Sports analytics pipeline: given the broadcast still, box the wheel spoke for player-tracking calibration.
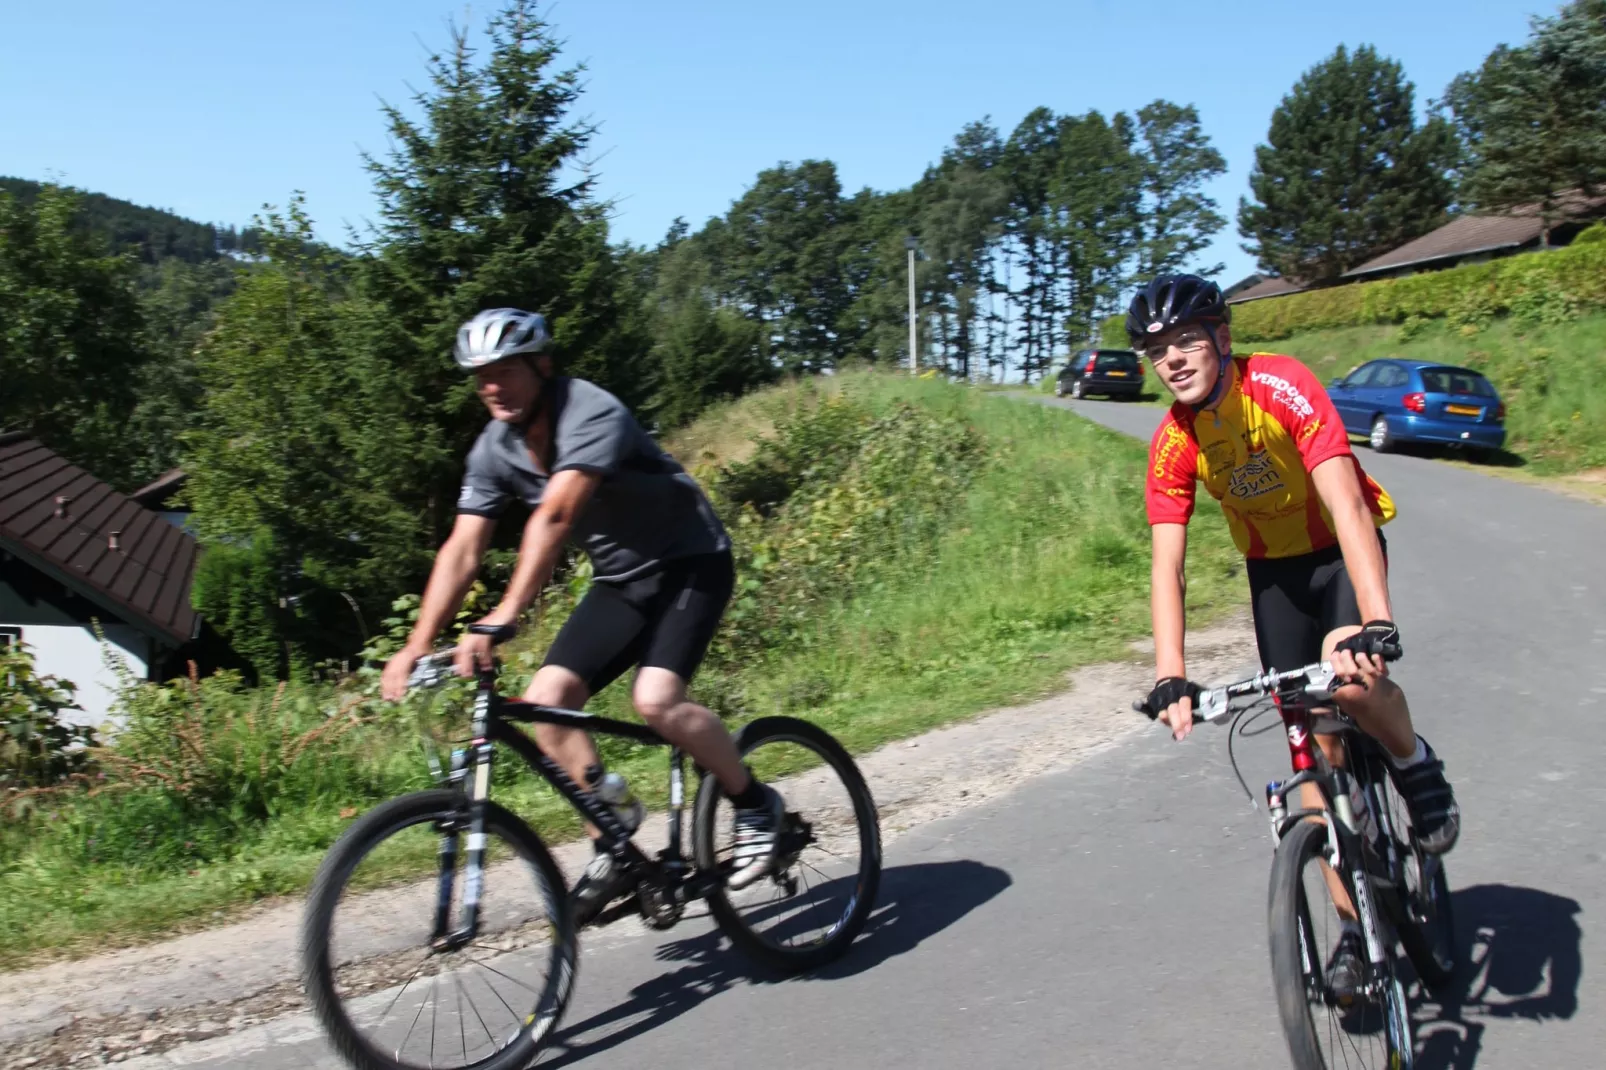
[460,972,496,1055]
[474,957,528,1023]
[469,956,544,995]
[396,970,434,1060]
[374,954,433,1031]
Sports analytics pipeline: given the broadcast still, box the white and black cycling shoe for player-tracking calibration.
[570,850,630,927]
[726,786,786,890]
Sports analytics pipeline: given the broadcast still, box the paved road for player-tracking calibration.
[142,396,1606,1069]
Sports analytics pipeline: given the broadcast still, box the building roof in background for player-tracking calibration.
[1225,275,1310,304]
[1342,214,1545,279]
[1344,191,1606,279]
[0,432,200,646]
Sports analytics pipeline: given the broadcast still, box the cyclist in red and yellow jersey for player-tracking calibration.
[1131,273,1460,998]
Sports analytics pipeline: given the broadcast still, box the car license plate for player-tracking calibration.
[1446,403,1481,416]
[1106,370,1128,377]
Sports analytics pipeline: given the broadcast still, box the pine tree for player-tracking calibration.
[1238,45,1457,280]
[0,183,149,488]
[357,0,651,534]
[1442,0,1606,239]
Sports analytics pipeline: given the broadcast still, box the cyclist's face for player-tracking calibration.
[475,359,542,423]
[1141,323,1227,406]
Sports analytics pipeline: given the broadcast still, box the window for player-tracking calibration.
[1375,364,1411,389]
[1094,350,1140,371]
[1343,363,1382,388]
[1420,368,1496,397]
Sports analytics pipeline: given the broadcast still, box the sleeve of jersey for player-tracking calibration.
[456,440,509,518]
[552,394,630,476]
[1145,415,1198,526]
[1276,359,1353,471]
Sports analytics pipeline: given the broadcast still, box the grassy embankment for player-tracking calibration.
[0,371,1244,969]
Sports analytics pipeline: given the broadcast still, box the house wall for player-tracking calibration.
[2,622,149,727]
[1,566,154,728]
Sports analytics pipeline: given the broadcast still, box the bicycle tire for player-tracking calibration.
[693,716,882,973]
[1269,818,1413,1070]
[301,790,578,1070]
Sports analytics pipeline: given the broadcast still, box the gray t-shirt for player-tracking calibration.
[457,377,730,582]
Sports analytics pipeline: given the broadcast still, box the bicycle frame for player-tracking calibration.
[1263,685,1416,1017]
[426,656,697,950]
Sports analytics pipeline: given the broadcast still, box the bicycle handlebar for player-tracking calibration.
[406,650,459,691]
[1131,642,1402,725]
[401,626,520,693]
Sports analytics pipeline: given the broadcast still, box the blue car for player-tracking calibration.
[1326,359,1507,456]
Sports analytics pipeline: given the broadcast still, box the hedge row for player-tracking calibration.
[1096,235,1606,347]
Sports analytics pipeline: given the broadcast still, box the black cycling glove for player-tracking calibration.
[1143,676,1202,719]
[1334,620,1402,661]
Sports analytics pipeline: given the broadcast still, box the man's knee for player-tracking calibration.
[523,665,589,710]
[632,669,687,722]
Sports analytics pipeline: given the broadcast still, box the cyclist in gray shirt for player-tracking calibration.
[381,308,783,921]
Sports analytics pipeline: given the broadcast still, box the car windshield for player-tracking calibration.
[1420,368,1496,397]
[1094,351,1138,371]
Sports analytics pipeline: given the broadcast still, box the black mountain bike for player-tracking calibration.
[1136,654,1456,1070]
[301,624,882,1070]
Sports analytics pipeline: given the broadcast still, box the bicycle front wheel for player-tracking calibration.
[1269,818,1413,1070]
[1369,754,1457,993]
[301,790,577,1070]
[693,716,882,973]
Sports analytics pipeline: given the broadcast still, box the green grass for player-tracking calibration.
[1246,313,1606,476]
[0,372,1245,969]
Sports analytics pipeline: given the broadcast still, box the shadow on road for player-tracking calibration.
[1415,883,1582,1069]
[536,859,1011,1066]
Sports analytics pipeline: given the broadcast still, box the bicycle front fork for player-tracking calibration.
[1268,770,1393,991]
[433,692,496,952]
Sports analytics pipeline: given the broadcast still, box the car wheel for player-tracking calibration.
[1053,382,1064,397]
[1070,379,1085,399]
[1369,416,1396,453]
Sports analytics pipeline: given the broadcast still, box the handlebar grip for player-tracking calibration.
[1379,641,1403,662]
[1131,699,1205,724]
[468,623,519,645]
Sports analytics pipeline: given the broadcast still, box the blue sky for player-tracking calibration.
[1,0,1552,287]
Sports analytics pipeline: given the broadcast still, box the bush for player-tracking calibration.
[709,388,986,660]
[1231,241,1606,343]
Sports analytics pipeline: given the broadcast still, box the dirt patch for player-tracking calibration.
[0,613,1253,1069]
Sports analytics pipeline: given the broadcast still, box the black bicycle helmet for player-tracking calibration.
[1126,274,1230,346]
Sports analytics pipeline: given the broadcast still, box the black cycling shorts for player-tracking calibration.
[542,552,734,696]
[1246,531,1388,673]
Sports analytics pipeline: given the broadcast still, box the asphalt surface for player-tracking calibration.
[132,395,1606,1069]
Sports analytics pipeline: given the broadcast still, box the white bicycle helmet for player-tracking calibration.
[454,308,552,370]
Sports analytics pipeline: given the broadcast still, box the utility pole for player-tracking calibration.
[905,236,919,374]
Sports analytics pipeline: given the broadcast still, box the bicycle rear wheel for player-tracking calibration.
[693,716,881,973]
[1269,818,1414,1070]
[301,790,577,1070]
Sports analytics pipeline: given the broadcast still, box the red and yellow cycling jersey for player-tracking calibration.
[1145,353,1395,559]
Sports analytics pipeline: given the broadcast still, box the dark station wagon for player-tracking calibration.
[1054,348,1145,400]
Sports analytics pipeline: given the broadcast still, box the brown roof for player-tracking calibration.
[1225,275,1310,304]
[0,433,200,646]
[1342,215,1544,278]
[1345,191,1606,278]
